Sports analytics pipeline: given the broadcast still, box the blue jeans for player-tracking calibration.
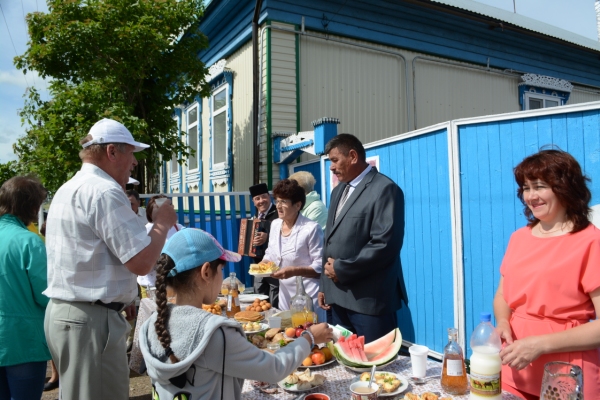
[331,304,398,343]
[0,361,46,400]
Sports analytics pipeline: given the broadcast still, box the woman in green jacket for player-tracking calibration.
[0,176,50,400]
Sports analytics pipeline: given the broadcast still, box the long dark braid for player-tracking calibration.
[154,254,226,363]
[154,254,179,363]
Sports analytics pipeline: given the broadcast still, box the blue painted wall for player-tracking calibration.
[291,160,324,199]
[459,109,600,355]
[324,129,454,354]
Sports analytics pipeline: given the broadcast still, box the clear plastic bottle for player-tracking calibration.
[441,327,468,395]
[469,312,502,400]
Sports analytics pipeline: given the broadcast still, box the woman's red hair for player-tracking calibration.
[514,149,591,233]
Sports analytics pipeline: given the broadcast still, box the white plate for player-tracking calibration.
[248,272,273,278]
[341,357,398,373]
[242,323,269,335]
[277,379,325,392]
[352,372,409,397]
[238,294,269,302]
[304,357,337,369]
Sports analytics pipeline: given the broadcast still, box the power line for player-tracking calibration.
[0,4,29,88]
[20,0,36,87]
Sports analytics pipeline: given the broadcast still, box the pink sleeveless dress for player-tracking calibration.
[500,225,600,398]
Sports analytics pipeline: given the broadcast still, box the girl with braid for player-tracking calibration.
[139,229,333,400]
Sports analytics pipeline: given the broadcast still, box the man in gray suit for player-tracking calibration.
[318,134,407,343]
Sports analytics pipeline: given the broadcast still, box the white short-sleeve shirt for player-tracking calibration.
[44,163,151,303]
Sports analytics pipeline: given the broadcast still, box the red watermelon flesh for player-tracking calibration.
[347,337,368,362]
[337,336,346,343]
[357,336,365,348]
[348,334,357,341]
[338,340,351,355]
[363,329,396,359]
[333,328,402,367]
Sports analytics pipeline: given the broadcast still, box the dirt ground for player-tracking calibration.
[41,360,152,400]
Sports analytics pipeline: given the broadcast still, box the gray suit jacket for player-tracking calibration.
[320,168,408,315]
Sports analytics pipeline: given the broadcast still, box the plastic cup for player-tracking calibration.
[409,344,429,378]
[350,381,380,400]
[268,316,281,329]
[155,198,169,207]
[266,342,280,352]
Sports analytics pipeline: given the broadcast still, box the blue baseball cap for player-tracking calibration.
[163,229,241,277]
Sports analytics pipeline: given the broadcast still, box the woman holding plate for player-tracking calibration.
[259,179,325,321]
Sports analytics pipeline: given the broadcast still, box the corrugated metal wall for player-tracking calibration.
[569,87,600,105]
[227,40,254,192]
[299,35,406,147]
[414,58,520,129]
[270,23,298,184]
[458,107,600,356]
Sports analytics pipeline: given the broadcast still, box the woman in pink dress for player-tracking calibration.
[494,149,600,399]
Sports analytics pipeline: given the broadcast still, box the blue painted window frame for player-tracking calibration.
[185,99,202,190]
[208,71,234,191]
[169,110,183,193]
[519,86,570,111]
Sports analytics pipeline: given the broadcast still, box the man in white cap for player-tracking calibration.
[43,118,178,400]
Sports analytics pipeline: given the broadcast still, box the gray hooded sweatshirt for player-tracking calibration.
[139,305,311,400]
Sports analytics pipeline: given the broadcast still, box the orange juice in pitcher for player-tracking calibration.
[291,310,315,328]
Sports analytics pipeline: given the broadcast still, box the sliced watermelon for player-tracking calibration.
[364,329,397,359]
[368,342,400,362]
[356,336,365,348]
[348,334,357,341]
[337,336,346,343]
[333,328,402,368]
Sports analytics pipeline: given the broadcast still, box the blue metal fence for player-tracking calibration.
[141,192,257,287]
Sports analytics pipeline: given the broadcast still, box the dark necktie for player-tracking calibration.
[334,184,351,221]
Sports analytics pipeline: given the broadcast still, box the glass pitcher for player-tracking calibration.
[289,276,315,328]
[540,361,583,400]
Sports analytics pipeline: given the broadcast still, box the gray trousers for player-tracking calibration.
[44,299,130,400]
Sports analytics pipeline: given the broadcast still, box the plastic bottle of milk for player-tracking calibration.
[469,312,502,400]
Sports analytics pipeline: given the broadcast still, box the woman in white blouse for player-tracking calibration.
[261,179,325,321]
[138,195,185,297]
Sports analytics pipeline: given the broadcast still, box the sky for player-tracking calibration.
[0,0,599,164]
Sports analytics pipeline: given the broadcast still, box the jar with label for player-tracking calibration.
[225,272,241,317]
[441,327,468,395]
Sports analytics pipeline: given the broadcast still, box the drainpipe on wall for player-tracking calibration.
[596,0,600,42]
[252,0,263,185]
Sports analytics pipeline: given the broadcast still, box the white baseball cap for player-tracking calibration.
[82,118,150,152]
[128,176,140,185]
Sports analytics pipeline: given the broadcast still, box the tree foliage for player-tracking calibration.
[0,161,22,188]
[14,0,210,193]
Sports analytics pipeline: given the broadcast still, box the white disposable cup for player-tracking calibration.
[408,344,429,378]
[268,316,281,329]
[155,198,169,207]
